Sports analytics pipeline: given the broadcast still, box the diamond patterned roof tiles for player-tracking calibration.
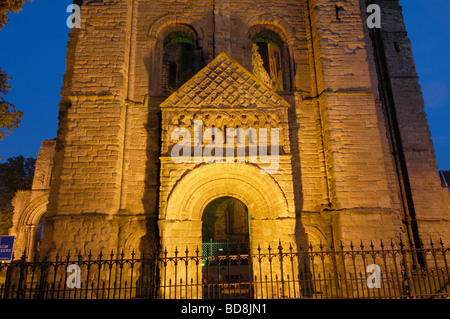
[160,52,290,109]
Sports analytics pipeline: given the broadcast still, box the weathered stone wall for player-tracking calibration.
[41,1,133,256]
[37,0,449,260]
[299,0,403,245]
[367,0,450,242]
[157,52,297,259]
[10,140,56,257]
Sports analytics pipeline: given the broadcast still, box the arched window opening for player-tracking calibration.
[162,31,194,94]
[33,214,45,252]
[252,30,284,92]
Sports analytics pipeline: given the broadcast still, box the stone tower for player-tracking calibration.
[22,0,448,258]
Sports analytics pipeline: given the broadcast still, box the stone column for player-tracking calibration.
[369,0,450,242]
[307,0,401,244]
[41,2,133,257]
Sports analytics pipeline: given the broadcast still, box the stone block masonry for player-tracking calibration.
[13,0,446,262]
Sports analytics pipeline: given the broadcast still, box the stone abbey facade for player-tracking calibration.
[10,0,450,259]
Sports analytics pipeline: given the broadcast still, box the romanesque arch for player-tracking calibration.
[148,14,205,46]
[159,162,295,252]
[246,13,296,44]
[303,225,328,247]
[10,191,49,258]
[246,15,295,91]
[148,15,205,94]
[157,163,298,298]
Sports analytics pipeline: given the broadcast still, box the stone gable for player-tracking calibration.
[7,0,447,263]
[160,52,290,109]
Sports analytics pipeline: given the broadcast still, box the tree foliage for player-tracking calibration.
[0,2,36,233]
[0,67,23,140]
[0,0,33,30]
[0,0,34,140]
[0,156,35,235]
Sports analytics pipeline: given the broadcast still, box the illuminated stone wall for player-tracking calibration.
[370,0,450,242]
[32,0,449,261]
[10,140,55,257]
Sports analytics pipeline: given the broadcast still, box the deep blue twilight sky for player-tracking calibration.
[0,0,449,170]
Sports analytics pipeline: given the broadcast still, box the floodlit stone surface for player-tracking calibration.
[9,0,450,262]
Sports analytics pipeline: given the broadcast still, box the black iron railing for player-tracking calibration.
[1,239,449,299]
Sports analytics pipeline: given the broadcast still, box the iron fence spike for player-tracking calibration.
[2,240,449,299]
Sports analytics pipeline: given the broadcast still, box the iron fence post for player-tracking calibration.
[278,240,285,298]
[36,254,48,299]
[1,241,449,300]
[399,237,412,298]
[2,252,15,299]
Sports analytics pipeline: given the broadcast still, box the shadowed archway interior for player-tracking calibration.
[202,196,250,251]
[201,196,252,298]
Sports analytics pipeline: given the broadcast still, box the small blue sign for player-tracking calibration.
[0,236,15,261]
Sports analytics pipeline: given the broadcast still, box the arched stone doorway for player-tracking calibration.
[202,196,250,247]
[159,162,295,250]
[10,191,49,258]
[157,51,298,298]
[201,196,252,298]
[158,162,297,298]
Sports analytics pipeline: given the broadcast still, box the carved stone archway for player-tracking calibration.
[158,162,297,298]
[160,162,295,251]
[10,191,49,258]
[157,52,298,298]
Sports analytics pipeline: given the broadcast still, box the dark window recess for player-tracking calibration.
[252,30,284,91]
[162,32,194,94]
[168,61,178,86]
